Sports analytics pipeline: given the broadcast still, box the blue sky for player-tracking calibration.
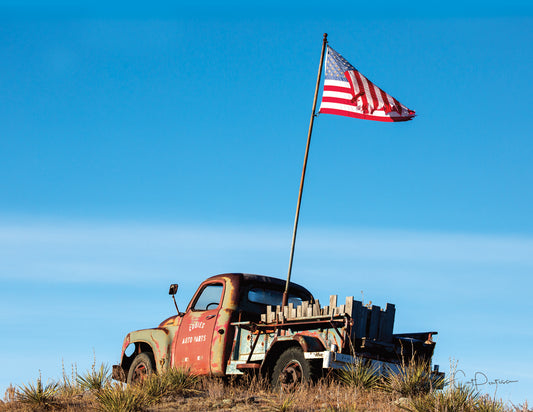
[1,1,532,404]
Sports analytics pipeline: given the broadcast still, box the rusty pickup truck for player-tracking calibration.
[112,273,439,389]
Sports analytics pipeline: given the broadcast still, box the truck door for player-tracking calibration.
[172,281,225,374]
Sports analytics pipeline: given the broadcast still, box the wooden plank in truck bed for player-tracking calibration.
[368,305,381,339]
[379,303,396,342]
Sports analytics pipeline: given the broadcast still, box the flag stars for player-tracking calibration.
[325,46,357,80]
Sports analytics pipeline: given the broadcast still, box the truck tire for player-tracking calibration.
[127,352,155,385]
[271,347,319,391]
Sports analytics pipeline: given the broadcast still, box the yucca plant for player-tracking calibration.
[440,383,479,410]
[381,358,444,397]
[476,394,506,412]
[94,383,147,412]
[137,366,200,402]
[17,374,59,410]
[159,366,200,395]
[77,363,111,391]
[137,372,167,403]
[399,383,479,412]
[338,358,381,390]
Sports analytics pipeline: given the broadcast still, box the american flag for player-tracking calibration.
[319,46,415,122]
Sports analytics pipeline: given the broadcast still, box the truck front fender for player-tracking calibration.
[120,327,177,375]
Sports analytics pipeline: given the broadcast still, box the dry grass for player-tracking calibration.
[94,383,148,412]
[1,367,529,412]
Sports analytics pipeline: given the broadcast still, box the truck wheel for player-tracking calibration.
[271,347,317,391]
[127,352,155,385]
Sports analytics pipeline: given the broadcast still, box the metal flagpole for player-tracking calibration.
[282,33,328,309]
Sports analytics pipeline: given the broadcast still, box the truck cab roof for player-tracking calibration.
[205,273,314,299]
[203,273,314,322]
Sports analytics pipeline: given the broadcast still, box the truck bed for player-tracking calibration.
[226,294,437,376]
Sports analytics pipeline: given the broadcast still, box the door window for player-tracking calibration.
[192,283,223,311]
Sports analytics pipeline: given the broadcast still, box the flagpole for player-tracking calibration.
[282,33,328,309]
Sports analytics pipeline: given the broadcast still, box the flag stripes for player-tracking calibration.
[319,46,415,122]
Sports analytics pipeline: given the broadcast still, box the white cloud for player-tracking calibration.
[297,227,533,265]
[1,218,532,285]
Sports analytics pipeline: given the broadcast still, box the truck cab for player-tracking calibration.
[113,273,313,383]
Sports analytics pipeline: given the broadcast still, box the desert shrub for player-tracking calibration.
[338,358,380,389]
[77,363,111,391]
[399,383,480,412]
[94,383,147,412]
[382,359,444,397]
[138,366,200,402]
[17,374,59,410]
[476,394,506,412]
[138,372,167,402]
[160,366,200,395]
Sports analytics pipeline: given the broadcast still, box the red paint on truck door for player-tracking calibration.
[172,281,224,374]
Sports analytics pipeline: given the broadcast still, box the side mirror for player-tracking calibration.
[169,284,178,295]
[169,284,181,315]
